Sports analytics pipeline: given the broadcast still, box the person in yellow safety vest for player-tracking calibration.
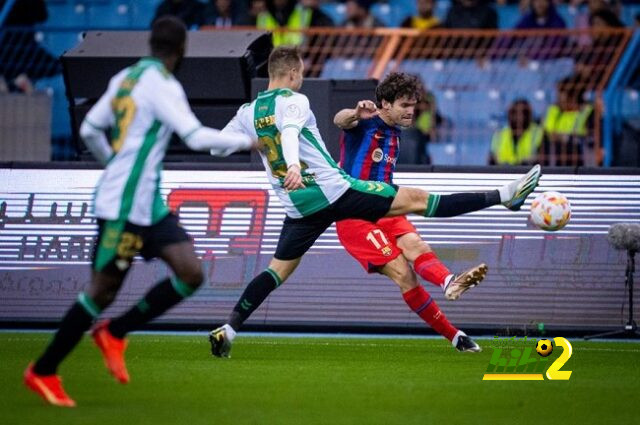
[543,77,593,166]
[257,0,312,46]
[489,99,545,166]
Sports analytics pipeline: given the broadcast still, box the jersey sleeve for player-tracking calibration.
[342,117,367,146]
[221,105,249,136]
[147,69,202,139]
[280,94,310,134]
[84,75,120,130]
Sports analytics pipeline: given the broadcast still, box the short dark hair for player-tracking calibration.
[149,16,187,58]
[375,73,423,107]
[268,46,302,79]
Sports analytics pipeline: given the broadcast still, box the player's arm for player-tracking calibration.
[333,100,378,130]
[150,73,254,155]
[280,95,312,191]
[79,83,116,165]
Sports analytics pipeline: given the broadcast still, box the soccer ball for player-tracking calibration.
[536,339,553,357]
[529,191,571,231]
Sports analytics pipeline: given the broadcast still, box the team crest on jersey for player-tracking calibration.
[372,148,384,163]
[381,246,392,256]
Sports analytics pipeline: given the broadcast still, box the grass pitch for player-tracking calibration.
[1,332,637,425]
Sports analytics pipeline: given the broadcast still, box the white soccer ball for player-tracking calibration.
[529,191,571,231]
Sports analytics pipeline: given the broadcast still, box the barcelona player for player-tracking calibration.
[335,72,485,352]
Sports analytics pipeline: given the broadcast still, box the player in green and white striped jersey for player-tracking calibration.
[25,17,255,407]
[209,46,542,358]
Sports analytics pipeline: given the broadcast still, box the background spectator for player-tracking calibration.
[515,0,566,29]
[443,0,498,29]
[257,0,309,45]
[244,0,268,26]
[344,0,384,29]
[202,0,250,27]
[0,0,61,92]
[543,76,593,166]
[489,99,545,165]
[301,0,334,27]
[152,0,205,28]
[401,0,440,30]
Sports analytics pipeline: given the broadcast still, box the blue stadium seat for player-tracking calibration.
[497,5,522,29]
[319,2,347,26]
[621,89,640,118]
[45,2,89,28]
[40,31,83,57]
[371,3,410,27]
[87,2,132,29]
[130,0,163,28]
[320,58,372,79]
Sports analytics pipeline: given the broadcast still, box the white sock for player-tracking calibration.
[442,274,454,291]
[451,330,466,347]
[222,324,237,342]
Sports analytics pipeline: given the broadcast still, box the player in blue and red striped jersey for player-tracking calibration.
[335,72,486,352]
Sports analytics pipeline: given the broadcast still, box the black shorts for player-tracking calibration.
[274,183,398,261]
[92,213,190,275]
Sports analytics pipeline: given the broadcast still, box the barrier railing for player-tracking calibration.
[245,27,632,166]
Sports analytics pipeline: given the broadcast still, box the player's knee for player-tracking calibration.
[383,256,417,291]
[409,188,428,209]
[177,263,204,289]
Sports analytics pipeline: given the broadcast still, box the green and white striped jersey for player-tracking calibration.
[222,89,351,218]
[84,58,202,226]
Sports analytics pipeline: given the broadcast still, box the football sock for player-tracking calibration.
[108,277,195,339]
[402,286,458,341]
[424,191,501,217]
[413,252,453,288]
[228,269,281,331]
[33,293,100,375]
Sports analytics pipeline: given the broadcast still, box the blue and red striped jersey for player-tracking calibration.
[339,116,400,184]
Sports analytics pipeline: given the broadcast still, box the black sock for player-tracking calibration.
[424,191,501,217]
[33,295,98,375]
[228,269,281,330]
[108,277,196,339]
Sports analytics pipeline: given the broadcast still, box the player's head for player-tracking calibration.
[268,46,304,91]
[375,72,422,127]
[508,99,532,132]
[149,16,187,72]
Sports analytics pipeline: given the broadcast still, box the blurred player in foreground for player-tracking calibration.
[335,73,485,352]
[209,46,541,358]
[24,16,255,407]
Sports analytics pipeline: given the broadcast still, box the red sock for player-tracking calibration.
[402,286,458,341]
[414,252,451,287]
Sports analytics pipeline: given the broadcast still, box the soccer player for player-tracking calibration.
[209,46,540,358]
[335,73,485,352]
[24,16,255,407]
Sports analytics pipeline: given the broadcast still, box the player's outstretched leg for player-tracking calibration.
[500,164,542,211]
[387,164,541,218]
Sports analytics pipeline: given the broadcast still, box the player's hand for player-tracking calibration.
[355,100,378,120]
[283,164,305,191]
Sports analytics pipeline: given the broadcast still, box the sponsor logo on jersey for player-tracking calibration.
[371,148,396,165]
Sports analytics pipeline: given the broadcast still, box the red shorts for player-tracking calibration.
[336,216,417,273]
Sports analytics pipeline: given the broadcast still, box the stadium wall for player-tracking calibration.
[1,163,639,334]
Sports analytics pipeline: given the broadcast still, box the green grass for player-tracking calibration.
[1,332,638,425]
